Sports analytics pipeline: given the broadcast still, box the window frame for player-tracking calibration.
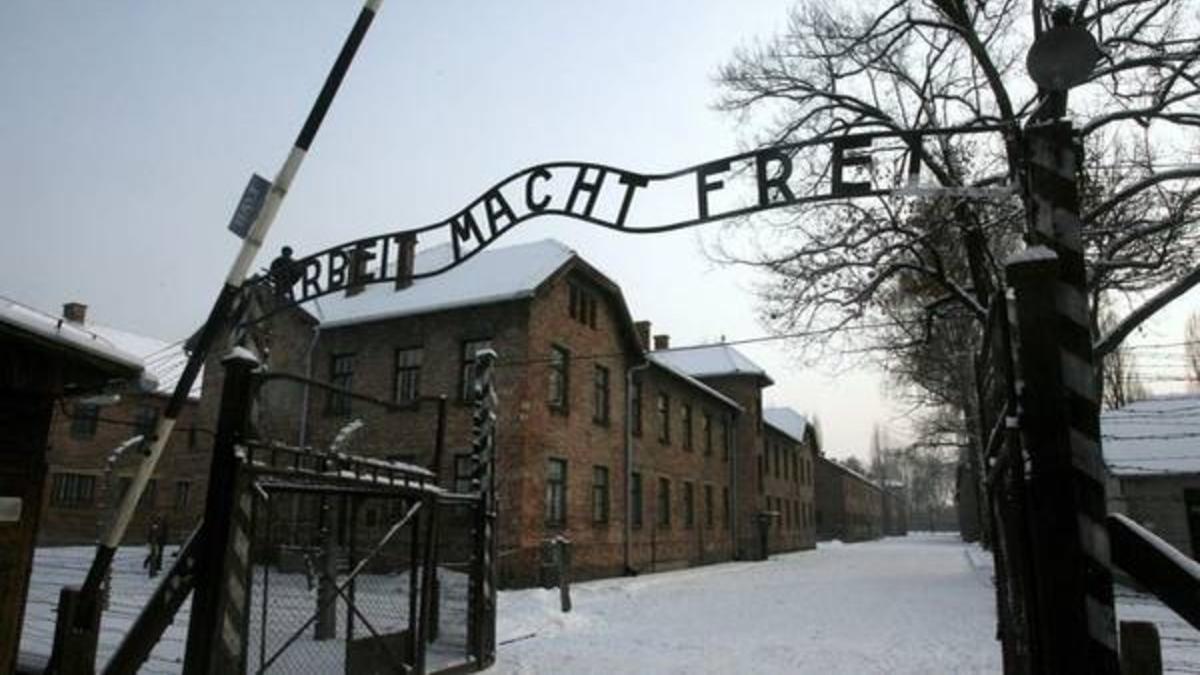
[70,403,99,440]
[548,344,570,412]
[681,403,693,451]
[454,452,475,493]
[721,417,731,461]
[704,484,715,529]
[658,477,671,528]
[393,346,423,403]
[546,458,568,527]
[630,377,643,437]
[631,471,643,529]
[683,481,695,529]
[50,472,95,508]
[593,364,610,425]
[656,392,671,444]
[592,465,610,524]
[327,352,355,415]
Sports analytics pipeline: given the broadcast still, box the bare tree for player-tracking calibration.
[1099,310,1149,409]
[1187,311,1200,388]
[715,0,1200,374]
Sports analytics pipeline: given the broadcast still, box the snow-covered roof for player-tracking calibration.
[646,355,743,411]
[820,454,879,488]
[1103,394,1200,476]
[317,239,576,328]
[650,344,774,385]
[83,322,201,399]
[764,407,809,444]
[0,295,148,383]
[0,296,201,399]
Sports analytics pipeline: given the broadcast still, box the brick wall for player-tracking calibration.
[39,392,206,545]
[814,456,883,543]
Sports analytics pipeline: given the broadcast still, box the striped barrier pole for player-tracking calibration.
[469,348,499,666]
[1011,120,1119,673]
[53,1,387,672]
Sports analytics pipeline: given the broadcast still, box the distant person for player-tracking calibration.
[144,515,166,577]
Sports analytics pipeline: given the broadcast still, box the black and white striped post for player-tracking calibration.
[51,1,387,672]
[1008,120,1119,673]
[468,348,499,667]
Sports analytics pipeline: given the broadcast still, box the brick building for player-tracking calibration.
[762,407,819,554]
[36,302,207,545]
[215,238,817,585]
[1103,394,1200,560]
[815,454,883,542]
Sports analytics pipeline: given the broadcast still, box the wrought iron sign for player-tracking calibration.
[260,123,1011,306]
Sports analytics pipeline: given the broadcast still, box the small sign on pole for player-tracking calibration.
[227,174,272,239]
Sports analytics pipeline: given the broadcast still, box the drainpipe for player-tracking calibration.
[624,360,650,574]
[297,324,322,447]
[293,324,320,546]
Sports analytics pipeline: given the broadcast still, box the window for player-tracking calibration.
[51,473,95,507]
[723,486,731,530]
[593,365,610,424]
[656,393,670,444]
[394,347,422,402]
[568,283,597,329]
[592,466,610,523]
[721,418,730,461]
[792,452,799,483]
[630,377,643,436]
[658,477,671,528]
[702,412,713,456]
[631,472,643,529]
[546,458,567,527]
[774,445,782,479]
[134,404,158,443]
[174,480,191,512]
[757,455,764,493]
[188,426,199,452]
[681,404,693,451]
[328,353,354,414]
[684,482,695,528]
[454,453,474,493]
[548,346,569,410]
[704,484,714,529]
[460,339,493,401]
[70,403,99,439]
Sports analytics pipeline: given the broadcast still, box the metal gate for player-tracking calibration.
[241,440,454,674]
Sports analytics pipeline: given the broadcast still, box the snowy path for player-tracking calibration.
[495,533,1003,674]
[19,534,1200,673]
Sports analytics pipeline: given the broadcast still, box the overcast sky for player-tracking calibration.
[3,1,1196,460]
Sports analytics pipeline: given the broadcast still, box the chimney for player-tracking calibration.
[634,321,651,350]
[653,334,670,350]
[63,302,87,323]
[394,233,417,290]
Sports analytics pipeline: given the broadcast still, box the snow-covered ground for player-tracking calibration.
[20,533,1200,674]
[497,533,1002,674]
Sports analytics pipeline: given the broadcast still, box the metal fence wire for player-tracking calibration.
[235,435,485,675]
